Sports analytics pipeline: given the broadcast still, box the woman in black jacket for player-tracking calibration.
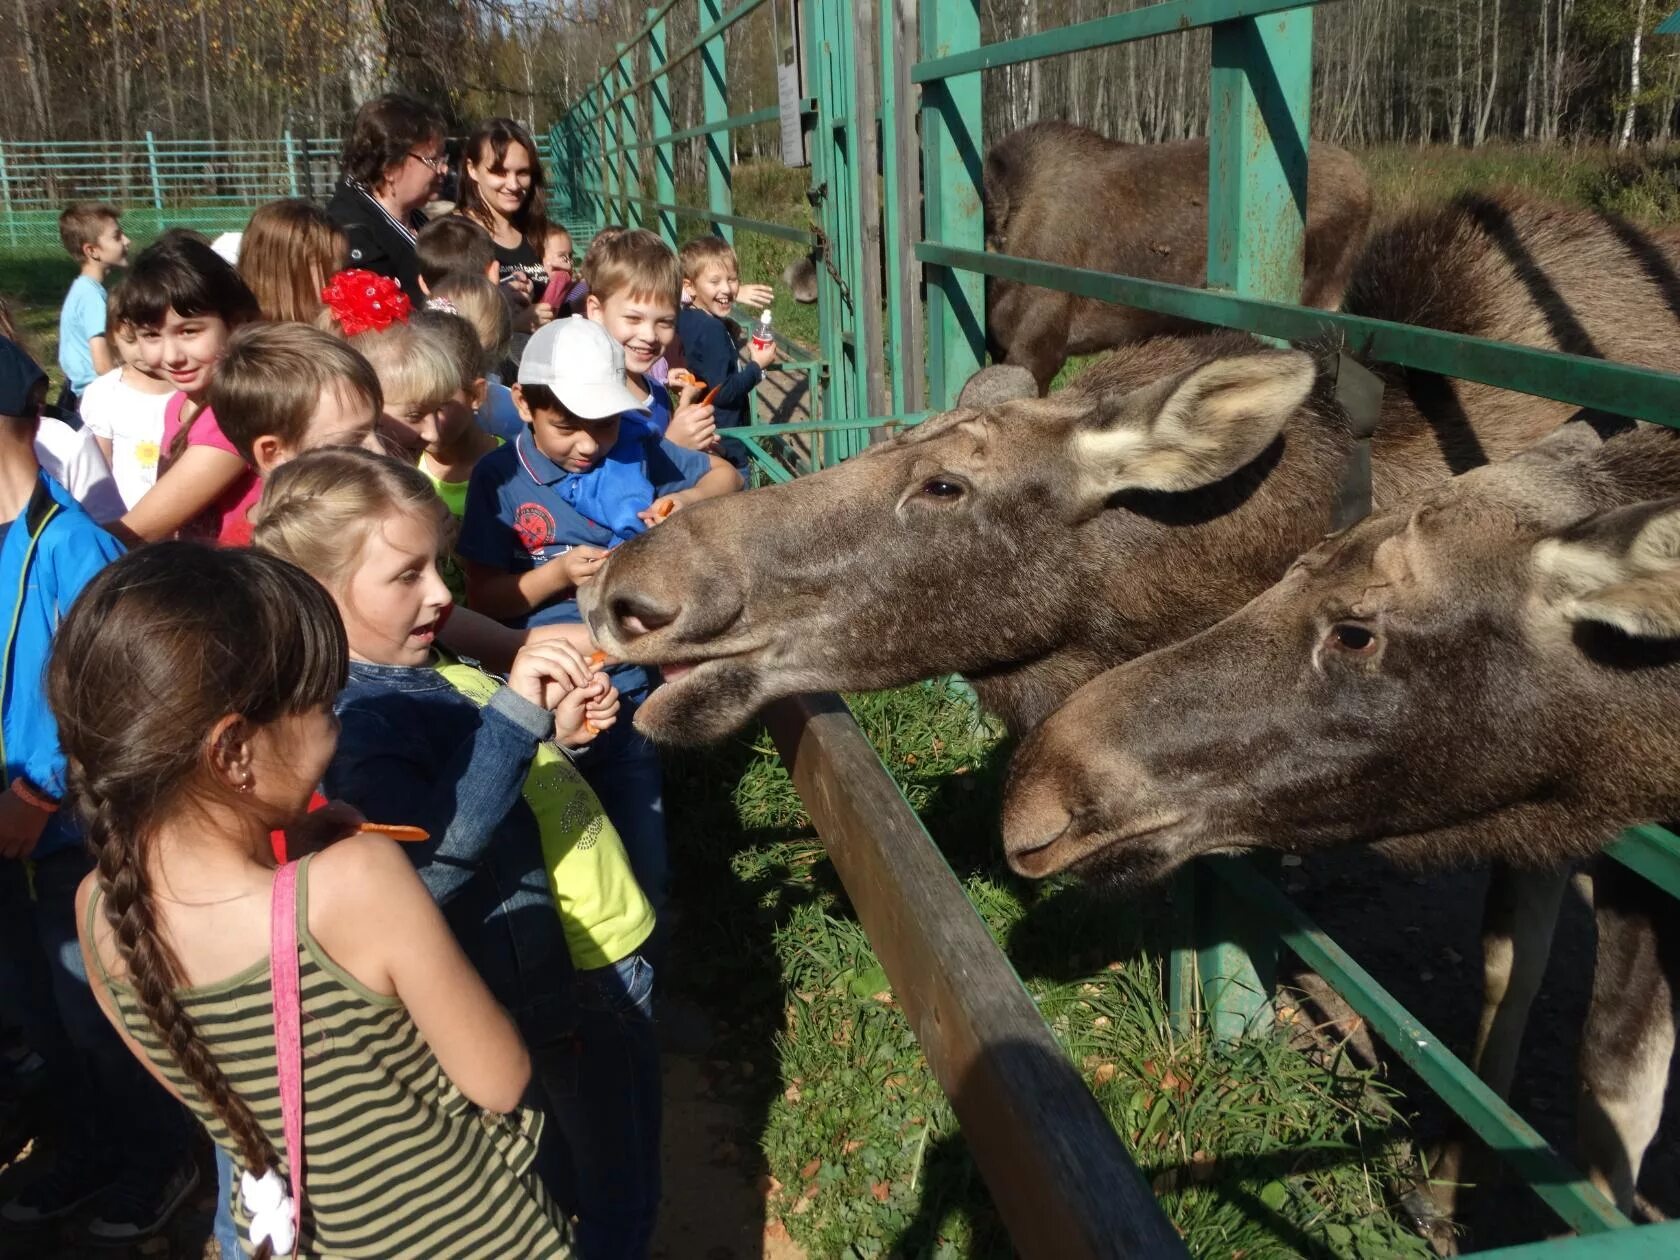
[327,94,449,305]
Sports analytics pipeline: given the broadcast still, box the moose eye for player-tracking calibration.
[1324,623,1379,656]
[920,477,966,500]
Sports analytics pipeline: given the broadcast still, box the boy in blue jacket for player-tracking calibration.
[674,235,778,472]
[0,338,196,1244]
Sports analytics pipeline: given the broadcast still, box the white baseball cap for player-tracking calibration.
[517,317,649,421]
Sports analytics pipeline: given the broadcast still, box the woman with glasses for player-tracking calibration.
[327,93,450,305]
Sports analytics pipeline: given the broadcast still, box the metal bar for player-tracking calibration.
[730,411,930,438]
[1209,857,1631,1236]
[143,131,164,211]
[633,103,794,150]
[605,193,816,243]
[650,6,678,244]
[1606,825,1680,903]
[734,434,797,483]
[608,0,773,107]
[911,0,1339,82]
[764,693,1189,1259]
[916,243,1680,427]
[1474,1220,1680,1258]
[701,0,735,243]
[919,0,985,410]
[852,0,889,430]
[618,43,641,228]
[883,0,926,415]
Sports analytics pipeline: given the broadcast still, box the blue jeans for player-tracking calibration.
[575,692,668,914]
[212,1147,241,1259]
[0,849,191,1172]
[539,952,662,1260]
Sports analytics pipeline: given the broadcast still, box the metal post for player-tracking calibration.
[918,0,984,410]
[600,78,620,227]
[1186,6,1316,1044]
[699,0,734,243]
[881,0,926,416]
[283,130,300,198]
[617,42,641,229]
[144,130,164,216]
[299,135,316,202]
[0,141,15,249]
[852,0,889,429]
[649,6,677,245]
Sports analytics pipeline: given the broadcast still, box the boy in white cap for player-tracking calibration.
[458,316,738,910]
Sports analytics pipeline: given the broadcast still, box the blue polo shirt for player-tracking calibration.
[458,426,711,698]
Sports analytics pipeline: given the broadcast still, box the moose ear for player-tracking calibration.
[957,364,1039,409]
[1071,349,1316,498]
[1534,498,1680,640]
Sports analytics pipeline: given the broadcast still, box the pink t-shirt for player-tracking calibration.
[160,393,259,546]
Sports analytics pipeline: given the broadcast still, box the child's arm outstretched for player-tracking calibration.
[681,312,776,414]
[463,548,606,624]
[326,641,593,903]
[110,445,247,545]
[640,450,742,525]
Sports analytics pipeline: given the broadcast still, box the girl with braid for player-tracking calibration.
[55,543,575,1258]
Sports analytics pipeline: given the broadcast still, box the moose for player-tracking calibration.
[1001,419,1680,1222]
[586,189,1680,1234]
[785,120,1372,392]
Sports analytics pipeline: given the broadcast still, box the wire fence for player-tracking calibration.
[0,133,560,253]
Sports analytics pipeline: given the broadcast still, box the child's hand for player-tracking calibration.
[532,301,556,327]
[749,337,778,369]
[557,545,609,588]
[638,495,683,528]
[556,673,618,747]
[667,395,717,452]
[507,640,594,713]
[737,283,774,309]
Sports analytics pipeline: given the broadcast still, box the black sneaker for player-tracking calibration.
[0,1150,117,1226]
[85,1157,200,1246]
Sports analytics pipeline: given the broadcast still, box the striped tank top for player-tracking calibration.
[90,854,574,1258]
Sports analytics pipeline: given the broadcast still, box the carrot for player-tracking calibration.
[700,384,721,405]
[654,499,676,520]
[587,649,609,667]
[358,822,430,842]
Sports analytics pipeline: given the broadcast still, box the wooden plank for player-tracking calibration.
[764,693,1188,1260]
[850,0,890,428]
[889,0,927,414]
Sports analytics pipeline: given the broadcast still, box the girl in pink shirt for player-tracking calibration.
[110,239,261,547]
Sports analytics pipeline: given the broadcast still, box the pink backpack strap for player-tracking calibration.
[270,860,305,1257]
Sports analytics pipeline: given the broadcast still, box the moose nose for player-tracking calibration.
[999,770,1077,877]
[599,591,678,643]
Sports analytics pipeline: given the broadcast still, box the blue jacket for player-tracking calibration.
[325,657,574,1046]
[2,474,124,858]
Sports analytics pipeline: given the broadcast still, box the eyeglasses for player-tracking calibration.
[407,150,448,174]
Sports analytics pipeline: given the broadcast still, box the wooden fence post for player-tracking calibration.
[699,0,734,243]
[882,0,926,416]
[851,0,889,428]
[649,5,677,244]
[918,0,983,410]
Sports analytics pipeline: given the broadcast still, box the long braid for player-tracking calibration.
[85,790,279,1260]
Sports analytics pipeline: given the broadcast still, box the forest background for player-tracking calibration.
[0,1,1674,164]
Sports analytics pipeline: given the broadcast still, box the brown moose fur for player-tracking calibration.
[585,191,1680,749]
[982,121,1371,391]
[999,422,1680,1215]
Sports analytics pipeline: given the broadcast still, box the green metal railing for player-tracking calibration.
[556,1,1680,1251]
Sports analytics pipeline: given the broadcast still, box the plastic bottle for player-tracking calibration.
[750,309,775,353]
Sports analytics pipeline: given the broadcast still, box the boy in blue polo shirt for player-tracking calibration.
[459,316,740,909]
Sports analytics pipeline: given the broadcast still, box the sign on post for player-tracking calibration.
[774,0,808,168]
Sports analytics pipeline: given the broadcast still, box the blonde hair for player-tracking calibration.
[411,309,487,385]
[252,447,443,593]
[209,323,381,463]
[240,200,349,324]
[584,228,680,307]
[349,320,462,408]
[678,235,738,281]
[427,275,511,369]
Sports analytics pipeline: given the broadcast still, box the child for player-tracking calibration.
[429,272,522,437]
[209,323,382,475]
[676,235,779,470]
[77,285,174,509]
[0,336,197,1246]
[55,543,575,1258]
[541,224,586,319]
[253,449,661,1254]
[584,229,717,454]
[56,203,131,412]
[417,215,500,293]
[348,317,456,463]
[459,317,741,911]
[237,198,348,324]
[111,238,262,546]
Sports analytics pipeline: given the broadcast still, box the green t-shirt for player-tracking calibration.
[422,442,500,605]
[435,658,656,970]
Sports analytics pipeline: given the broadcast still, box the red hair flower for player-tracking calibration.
[321,269,411,336]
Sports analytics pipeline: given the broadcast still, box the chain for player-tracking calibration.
[806,182,852,306]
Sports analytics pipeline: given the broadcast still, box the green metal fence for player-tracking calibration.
[554,2,1680,1252]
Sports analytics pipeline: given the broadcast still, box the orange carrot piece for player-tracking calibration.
[358,822,430,842]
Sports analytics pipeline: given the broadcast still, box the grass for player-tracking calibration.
[663,685,1433,1259]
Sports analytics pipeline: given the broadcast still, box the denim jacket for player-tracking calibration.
[326,657,574,1045]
